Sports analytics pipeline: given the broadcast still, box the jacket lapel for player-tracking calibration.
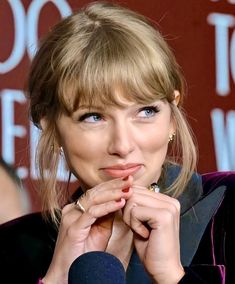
[179,183,226,266]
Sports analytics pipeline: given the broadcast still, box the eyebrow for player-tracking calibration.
[74,105,107,113]
[75,100,163,113]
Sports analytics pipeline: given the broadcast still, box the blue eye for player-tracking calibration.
[138,106,159,118]
[78,113,102,123]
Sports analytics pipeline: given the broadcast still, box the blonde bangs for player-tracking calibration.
[56,21,175,114]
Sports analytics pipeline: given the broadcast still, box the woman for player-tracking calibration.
[0,158,30,224]
[0,2,233,283]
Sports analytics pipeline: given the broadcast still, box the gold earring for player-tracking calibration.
[59,147,64,156]
[168,133,175,142]
[50,145,63,155]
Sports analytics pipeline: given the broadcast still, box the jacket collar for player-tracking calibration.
[164,165,203,214]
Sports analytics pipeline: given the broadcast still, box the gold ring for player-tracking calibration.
[75,198,86,213]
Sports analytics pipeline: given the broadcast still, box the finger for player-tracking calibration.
[60,193,127,231]
[129,205,150,238]
[132,185,181,210]
[68,198,126,235]
[57,203,85,241]
[129,206,178,238]
[60,202,83,230]
[127,191,180,214]
[91,175,133,193]
[123,192,180,228]
[59,176,133,240]
[79,175,133,209]
[64,198,126,244]
[87,198,126,219]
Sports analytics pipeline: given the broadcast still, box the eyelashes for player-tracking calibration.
[137,106,160,118]
[77,105,160,123]
[78,112,102,122]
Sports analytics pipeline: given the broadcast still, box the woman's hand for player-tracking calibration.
[42,176,133,284]
[122,186,185,284]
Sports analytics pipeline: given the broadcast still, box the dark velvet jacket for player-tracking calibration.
[0,170,234,284]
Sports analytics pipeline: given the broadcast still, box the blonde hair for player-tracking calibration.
[27,1,197,222]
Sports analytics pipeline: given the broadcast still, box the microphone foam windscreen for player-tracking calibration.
[68,251,126,284]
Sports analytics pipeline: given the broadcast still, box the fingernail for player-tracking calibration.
[116,198,122,202]
[122,187,129,193]
[123,176,129,181]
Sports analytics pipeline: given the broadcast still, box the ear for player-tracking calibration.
[169,90,180,134]
[172,90,180,106]
[39,118,48,131]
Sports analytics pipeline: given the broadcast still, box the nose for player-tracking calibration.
[107,122,135,157]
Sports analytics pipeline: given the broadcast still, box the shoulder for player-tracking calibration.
[175,168,235,214]
[0,211,57,242]
[179,171,234,268]
[202,171,235,194]
[201,172,235,225]
[0,212,57,282]
[200,171,235,212]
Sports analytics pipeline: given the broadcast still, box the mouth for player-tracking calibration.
[101,163,142,178]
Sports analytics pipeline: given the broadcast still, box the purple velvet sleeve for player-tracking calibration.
[179,265,225,284]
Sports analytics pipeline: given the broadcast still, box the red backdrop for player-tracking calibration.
[1,0,235,210]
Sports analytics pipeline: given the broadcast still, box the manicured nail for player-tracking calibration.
[116,198,122,202]
[122,187,129,193]
[123,176,129,181]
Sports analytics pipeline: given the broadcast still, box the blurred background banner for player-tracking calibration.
[1,0,235,209]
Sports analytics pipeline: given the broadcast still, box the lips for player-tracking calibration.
[102,163,142,178]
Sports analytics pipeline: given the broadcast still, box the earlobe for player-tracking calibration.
[173,90,180,106]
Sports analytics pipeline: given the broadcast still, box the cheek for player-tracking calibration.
[138,125,170,152]
[61,132,104,166]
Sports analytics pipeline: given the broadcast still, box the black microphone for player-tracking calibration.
[68,251,126,284]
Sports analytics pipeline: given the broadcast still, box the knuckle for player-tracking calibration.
[111,188,119,196]
[165,198,180,217]
[128,195,138,205]
[66,225,77,239]
[61,213,71,228]
[87,206,96,217]
[83,189,95,205]
[168,203,177,216]
[130,205,138,216]
[122,210,129,226]
[104,202,112,214]
[91,194,99,205]
[84,189,92,199]
[108,181,119,189]
[172,198,181,212]
[161,208,174,224]
[61,204,70,215]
